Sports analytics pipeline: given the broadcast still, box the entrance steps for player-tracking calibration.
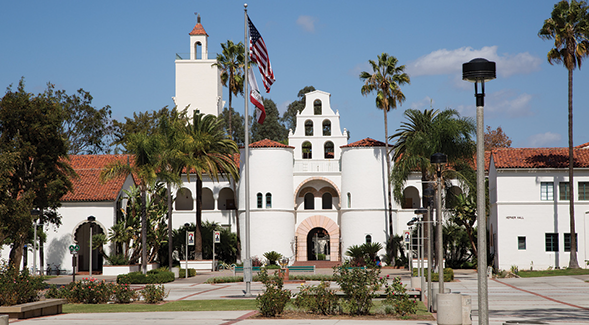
[292,261,341,268]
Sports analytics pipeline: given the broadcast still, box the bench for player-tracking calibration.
[0,299,67,319]
[287,265,315,274]
[233,266,262,275]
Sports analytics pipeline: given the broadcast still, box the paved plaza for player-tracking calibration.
[12,269,589,325]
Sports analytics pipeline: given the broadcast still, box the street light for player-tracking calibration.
[31,210,41,275]
[430,153,447,296]
[415,207,432,311]
[463,57,496,325]
[184,223,190,279]
[87,216,96,277]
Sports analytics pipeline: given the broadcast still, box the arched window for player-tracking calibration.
[314,99,322,115]
[322,192,332,209]
[202,188,214,210]
[175,188,193,211]
[305,120,313,136]
[218,187,235,210]
[324,141,334,159]
[195,41,202,59]
[257,193,263,209]
[302,141,312,159]
[323,120,331,136]
[304,193,314,210]
[347,192,351,208]
[365,234,372,244]
[266,193,272,208]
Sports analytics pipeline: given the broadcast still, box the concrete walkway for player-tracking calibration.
[13,269,589,324]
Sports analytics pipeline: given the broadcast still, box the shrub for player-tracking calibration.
[332,262,383,315]
[411,267,454,282]
[113,283,138,303]
[107,254,130,266]
[294,281,339,315]
[383,275,417,316]
[60,278,113,304]
[205,276,243,284]
[140,284,168,303]
[178,268,196,278]
[0,265,44,306]
[256,268,291,317]
[263,251,282,266]
[117,269,175,284]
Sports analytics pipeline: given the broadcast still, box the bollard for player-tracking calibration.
[411,276,422,290]
[462,294,472,325]
[0,314,7,325]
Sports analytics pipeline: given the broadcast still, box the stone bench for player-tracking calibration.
[0,299,67,319]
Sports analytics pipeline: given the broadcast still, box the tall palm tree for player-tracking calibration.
[390,108,476,264]
[184,113,239,260]
[360,53,410,264]
[212,40,245,140]
[539,0,589,269]
[156,108,189,270]
[100,132,171,274]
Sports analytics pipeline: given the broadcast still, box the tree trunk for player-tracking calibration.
[141,189,147,274]
[9,235,26,271]
[195,178,203,260]
[167,182,173,270]
[228,92,233,140]
[568,68,579,268]
[384,108,395,266]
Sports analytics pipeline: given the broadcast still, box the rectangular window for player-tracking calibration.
[541,182,554,201]
[518,236,526,250]
[579,182,589,200]
[545,233,558,252]
[559,182,570,201]
[564,233,578,252]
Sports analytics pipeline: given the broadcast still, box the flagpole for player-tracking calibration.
[243,3,252,297]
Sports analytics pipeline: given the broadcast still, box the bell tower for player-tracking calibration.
[174,14,223,118]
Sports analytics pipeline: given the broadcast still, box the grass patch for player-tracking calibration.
[63,299,257,313]
[517,268,589,278]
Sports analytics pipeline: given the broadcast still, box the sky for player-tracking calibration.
[2,0,588,149]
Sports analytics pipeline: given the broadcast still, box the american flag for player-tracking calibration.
[248,16,275,93]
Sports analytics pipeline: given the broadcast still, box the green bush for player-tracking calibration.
[294,281,339,315]
[113,283,138,303]
[140,284,168,303]
[106,254,130,266]
[45,279,139,304]
[332,262,383,315]
[383,275,417,316]
[117,269,175,284]
[0,266,44,306]
[411,267,454,282]
[256,267,291,317]
[263,251,282,266]
[205,276,243,284]
[178,268,196,278]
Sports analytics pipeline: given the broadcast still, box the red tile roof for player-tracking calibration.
[249,139,294,148]
[61,155,133,202]
[189,23,208,36]
[492,147,589,169]
[575,142,589,149]
[341,138,386,148]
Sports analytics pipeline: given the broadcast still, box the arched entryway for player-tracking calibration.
[295,215,339,261]
[307,227,330,260]
[72,220,106,273]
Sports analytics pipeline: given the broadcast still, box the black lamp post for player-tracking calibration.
[463,58,496,325]
[87,216,96,277]
[430,152,447,298]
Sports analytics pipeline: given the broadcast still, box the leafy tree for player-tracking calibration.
[539,0,589,269]
[220,107,245,146]
[449,193,478,259]
[281,86,316,132]
[44,84,114,154]
[0,79,75,269]
[250,98,288,143]
[213,40,245,140]
[360,53,410,265]
[111,106,174,148]
[484,126,512,151]
[184,113,239,260]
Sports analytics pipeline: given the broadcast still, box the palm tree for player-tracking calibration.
[212,40,245,140]
[100,132,169,274]
[156,108,189,270]
[539,0,589,269]
[390,108,476,265]
[184,113,239,260]
[360,53,410,264]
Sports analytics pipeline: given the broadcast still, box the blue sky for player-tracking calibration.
[2,0,588,148]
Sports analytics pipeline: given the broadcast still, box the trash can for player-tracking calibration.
[437,293,463,325]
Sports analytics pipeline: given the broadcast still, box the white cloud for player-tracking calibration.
[527,132,562,147]
[278,100,290,114]
[407,46,541,78]
[349,61,371,77]
[486,90,534,118]
[296,16,317,33]
[409,96,435,110]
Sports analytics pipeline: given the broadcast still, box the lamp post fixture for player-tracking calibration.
[87,216,96,277]
[430,153,447,296]
[31,210,41,275]
[184,223,190,279]
[414,207,432,311]
[463,57,496,325]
